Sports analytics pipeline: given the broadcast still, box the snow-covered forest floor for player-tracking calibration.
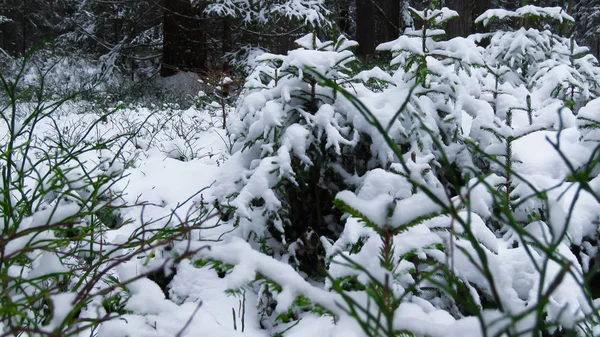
[0,99,236,335]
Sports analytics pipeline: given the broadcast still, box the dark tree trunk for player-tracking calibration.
[446,0,472,38]
[338,9,350,35]
[381,0,402,42]
[161,0,207,77]
[473,0,491,32]
[1,0,19,56]
[21,0,27,54]
[222,17,232,72]
[561,0,574,36]
[503,0,523,10]
[355,0,376,56]
[446,0,491,37]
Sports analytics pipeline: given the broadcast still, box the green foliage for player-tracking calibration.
[193,258,235,278]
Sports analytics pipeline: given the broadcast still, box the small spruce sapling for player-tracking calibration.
[473,5,600,228]
[217,33,359,275]
[376,6,485,196]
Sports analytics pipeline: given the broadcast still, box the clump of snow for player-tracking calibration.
[476,5,574,27]
[44,292,77,332]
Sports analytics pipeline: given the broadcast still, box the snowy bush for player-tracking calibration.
[476,5,600,113]
[215,33,359,273]
[205,4,600,337]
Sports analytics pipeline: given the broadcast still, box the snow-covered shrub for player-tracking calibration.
[315,7,510,335]
[115,103,229,162]
[0,47,136,107]
[469,5,600,244]
[216,33,359,272]
[476,5,600,113]
[202,5,600,337]
[324,82,596,336]
[375,6,485,188]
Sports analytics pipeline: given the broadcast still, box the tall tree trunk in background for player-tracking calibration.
[517,0,528,27]
[338,9,350,35]
[113,7,121,45]
[473,0,491,33]
[561,0,574,36]
[21,0,27,54]
[381,0,401,42]
[355,0,376,56]
[222,17,232,72]
[161,0,182,76]
[446,0,472,38]
[446,0,491,37]
[1,0,19,56]
[161,0,207,77]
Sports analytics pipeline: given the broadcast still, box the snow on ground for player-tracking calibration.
[87,106,252,336]
[3,93,598,337]
[0,100,258,336]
